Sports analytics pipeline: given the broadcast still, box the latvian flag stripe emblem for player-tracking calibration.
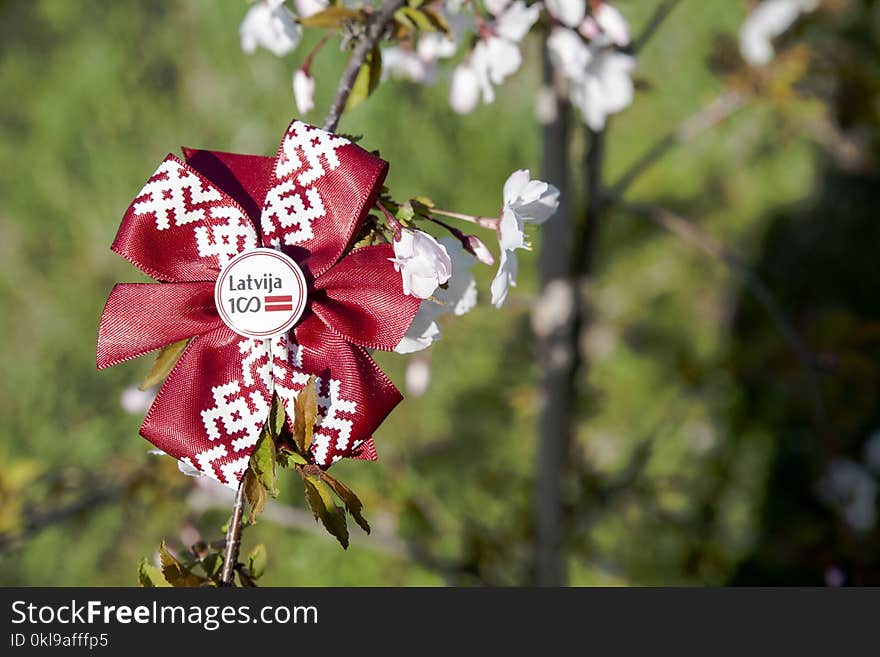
[264,295,293,312]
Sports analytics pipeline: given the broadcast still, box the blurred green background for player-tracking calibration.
[2,0,879,586]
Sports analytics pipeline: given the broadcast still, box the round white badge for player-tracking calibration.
[214,248,307,339]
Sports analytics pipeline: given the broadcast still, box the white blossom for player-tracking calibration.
[739,0,819,66]
[391,229,453,299]
[491,170,560,307]
[436,237,478,316]
[457,0,541,110]
[485,0,512,16]
[240,0,302,57]
[294,0,327,18]
[547,27,592,80]
[395,238,477,353]
[120,384,156,415]
[545,0,586,29]
[548,26,635,130]
[405,355,433,396]
[293,68,315,115]
[383,47,434,83]
[395,302,444,354]
[148,449,206,479]
[472,37,522,104]
[499,169,560,250]
[418,31,458,61]
[490,248,519,308]
[570,49,635,131]
[450,61,481,113]
[594,2,631,47]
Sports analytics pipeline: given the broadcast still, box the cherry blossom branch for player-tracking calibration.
[428,207,500,230]
[606,89,749,205]
[632,0,683,54]
[322,0,407,132]
[623,202,826,429]
[219,479,246,586]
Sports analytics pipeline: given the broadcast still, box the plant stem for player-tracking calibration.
[219,479,246,586]
[322,0,407,133]
[429,207,500,230]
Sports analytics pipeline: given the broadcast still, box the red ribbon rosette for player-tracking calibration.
[97,120,420,487]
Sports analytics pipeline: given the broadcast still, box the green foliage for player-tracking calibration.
[139,338,189,391]
[345,46,382,112]
[136,540,268,588]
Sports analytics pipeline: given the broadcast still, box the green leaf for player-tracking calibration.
[303,475,349,549]
[298,6,360,28]
[268,392,286,439]
[159,542,205,587]
[321,471,371,534]
[396,201,415,224]
[138,559,171,587]
[244,469,267,524]
[400,6,435,32]
[237,567,257,588]
[247,544,268,579]
[293,376,319,453]
[140,338,189,390]
[250,426,278,497]
[201,552,223,580]
[421,6,451,35]
[345,46,382,113]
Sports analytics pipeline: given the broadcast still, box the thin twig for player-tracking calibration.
[632,0,683,54]
[607,90,749,205]
[0,484,128,553]
[219,480,246,586]
[624,202,826,429]
[322,0,407,132]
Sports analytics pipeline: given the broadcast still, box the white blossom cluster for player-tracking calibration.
[239,0,637,131]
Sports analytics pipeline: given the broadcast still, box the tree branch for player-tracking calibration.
[607,90,749,205]
[632,0,683,54]
[219,479,246,586]
[623,202,826,429]
[322,0,406,133]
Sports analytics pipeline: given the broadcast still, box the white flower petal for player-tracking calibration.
[502,169,532,206]
[395,302,443,353]
[293,69,315,114]
[546,0,586,29]
[294,0,328,18]
[120,385,156,415]
[498,207,526,251]
[240,0,302,57]
[594,3,631,47]
[548,27,592,81]
[495,0,543,43]
[393,229,453,299]
[450,62,481,114]
[485,37,522,85]
[490,249,519,308]
[738,0,817,66]
[485,0,512,17]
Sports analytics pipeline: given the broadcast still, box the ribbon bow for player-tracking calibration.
[97,120,420,487]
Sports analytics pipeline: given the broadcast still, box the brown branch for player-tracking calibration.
[632,0,683,54]
[607,90,749,205]
[219,479,246,586]
[321,0,406,132]
[0,484,127,553]
[623,202,826,429]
